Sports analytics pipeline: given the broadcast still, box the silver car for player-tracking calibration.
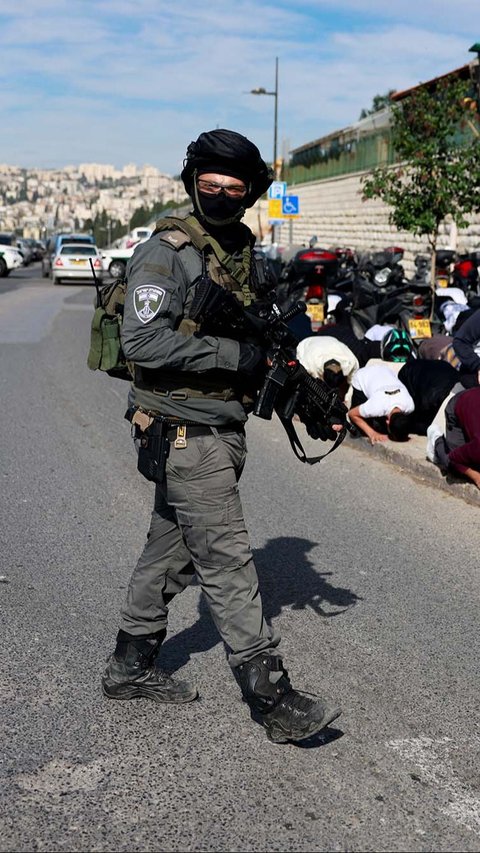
[51,243,104,285]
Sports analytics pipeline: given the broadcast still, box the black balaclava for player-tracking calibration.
[192,167,252,252]
[193,167,250,227]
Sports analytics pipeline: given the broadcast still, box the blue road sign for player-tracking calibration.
[268,181,287,200]
[282,195,300,216]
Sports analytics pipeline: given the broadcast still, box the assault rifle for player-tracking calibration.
[189,277,356,464]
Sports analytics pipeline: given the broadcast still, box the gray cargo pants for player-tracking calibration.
[119,427,280,668]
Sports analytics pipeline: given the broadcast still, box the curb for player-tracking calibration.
[346,434,480,509]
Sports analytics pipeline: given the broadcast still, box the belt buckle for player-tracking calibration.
[174,425,188,449]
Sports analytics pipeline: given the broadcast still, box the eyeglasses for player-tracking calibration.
[197,179,247,199]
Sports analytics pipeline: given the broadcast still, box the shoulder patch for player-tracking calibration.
[158,229,191,250]
[133,285,166,324]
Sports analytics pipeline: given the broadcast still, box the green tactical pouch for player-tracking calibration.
[87,307,122,372]
[87,279,133,381]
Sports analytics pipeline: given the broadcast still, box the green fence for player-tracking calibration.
[283,128,395,185]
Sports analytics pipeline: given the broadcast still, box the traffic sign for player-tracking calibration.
[268,199,282,219]
[268,181,287,200]
[281,195,300,217]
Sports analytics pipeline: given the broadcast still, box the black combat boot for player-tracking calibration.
[236,654,341,743]
[102,629,198,704]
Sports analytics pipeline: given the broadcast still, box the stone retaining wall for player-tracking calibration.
[245,170,480,276]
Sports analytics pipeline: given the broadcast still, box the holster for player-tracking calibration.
[125,409,170,485]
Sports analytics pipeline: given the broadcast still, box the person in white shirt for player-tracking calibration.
[348,363,414,445]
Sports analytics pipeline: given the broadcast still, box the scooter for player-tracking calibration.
[434,248,456,289]
[276,237,338,331]
[452,248,480,298]
[324,246,359,323]
[358,246,406,293]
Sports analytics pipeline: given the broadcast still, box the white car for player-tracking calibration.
[51,243,104,286]
[101,246,136,279]
[102,228,152,278]
[0,245,24,277]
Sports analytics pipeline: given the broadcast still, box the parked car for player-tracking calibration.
[125,226,152,248]
[0,232,29,265]
[101,246,136,279]
[16,237,35,266]
[0,231,19,248]
[24,238,45,262]
[51,243,104,285]
[42,232,96,277]
[0,244,25,277]
[102,228,153,277]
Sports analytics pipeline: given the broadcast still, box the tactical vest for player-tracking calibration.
[134,214,262,404]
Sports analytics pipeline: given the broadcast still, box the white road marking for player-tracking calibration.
[388,736,480,835]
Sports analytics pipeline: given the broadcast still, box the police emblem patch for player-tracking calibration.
[133,285,166,324]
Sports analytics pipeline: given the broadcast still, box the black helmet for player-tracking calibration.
[181,128,273,208]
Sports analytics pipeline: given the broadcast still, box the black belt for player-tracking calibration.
[165,424,244,441]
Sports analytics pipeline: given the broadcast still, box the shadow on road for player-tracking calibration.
[159,535,361,674]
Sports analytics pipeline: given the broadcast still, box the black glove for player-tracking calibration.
[237,342,265,375]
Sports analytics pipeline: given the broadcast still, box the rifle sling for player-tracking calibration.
[277,414,348,465]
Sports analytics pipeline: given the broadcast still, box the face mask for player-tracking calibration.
[193,184,246,226]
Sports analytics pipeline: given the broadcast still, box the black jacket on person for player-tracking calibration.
[453,307,480,374]
[398,359,459,435]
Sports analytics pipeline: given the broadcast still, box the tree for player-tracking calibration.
[359,90,396,119]
[361,75,480,309]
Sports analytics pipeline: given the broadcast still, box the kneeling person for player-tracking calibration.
[348,363,414,445]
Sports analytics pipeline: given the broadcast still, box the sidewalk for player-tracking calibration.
[346,432,480,508]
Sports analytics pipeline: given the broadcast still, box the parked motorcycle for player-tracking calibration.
[324,246,358,322]
[275,237,339,330]
[329,246,433,348]
[411,248,480,337]
[357,246,406,293]
[402,253,436,341]
[452,248,480,298]
[434,248,456,289]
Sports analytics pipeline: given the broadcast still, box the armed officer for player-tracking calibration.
[102,128,342,743]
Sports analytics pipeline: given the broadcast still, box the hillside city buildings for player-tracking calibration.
[0,162,188,245]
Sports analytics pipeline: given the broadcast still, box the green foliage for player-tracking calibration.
[82,210,125,247]
[359,90,396,120]
[362,77,480,250]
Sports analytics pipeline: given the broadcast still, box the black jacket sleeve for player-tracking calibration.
[453,308,480,373]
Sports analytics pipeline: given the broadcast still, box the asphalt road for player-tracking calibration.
[1,265,480,853]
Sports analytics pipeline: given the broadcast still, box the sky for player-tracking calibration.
[0,0,479,176]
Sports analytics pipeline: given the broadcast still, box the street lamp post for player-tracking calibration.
[250,57,279,175]
[249,57,279,244]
